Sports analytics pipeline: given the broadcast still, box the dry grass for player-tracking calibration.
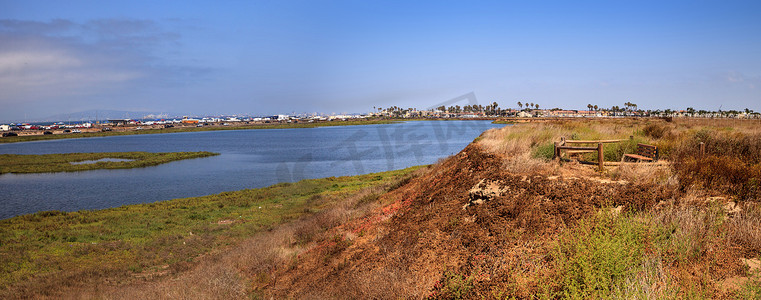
[670,129,761,200]
[610,162,675,185]
[612,253,673,299]
[501,152,557,175]
[728,203,761,255]
[648,203,724,263]
[477,119,660,175]
[79,169,424,299]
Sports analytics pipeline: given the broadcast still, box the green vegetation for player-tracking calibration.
[0,119,397,144]
[546,201,755,299]
[0,151,218,174]
[0,166,420,294]
[552,211,647,299]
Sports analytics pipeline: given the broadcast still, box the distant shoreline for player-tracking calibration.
[0,119,398,144]
[0,118,505,144]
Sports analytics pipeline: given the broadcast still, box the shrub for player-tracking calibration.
[670,131,761,200]
[642,123,670,139]
[552,211,646,299]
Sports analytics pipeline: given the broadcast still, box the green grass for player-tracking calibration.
[0,166,420,292]
[551,211,647,299]
[0,151,219,174]
[0,119,398,144]
[532,142,557,160]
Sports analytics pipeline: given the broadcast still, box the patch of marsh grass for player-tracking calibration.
[0,165,421,296]
[0,151,219,174]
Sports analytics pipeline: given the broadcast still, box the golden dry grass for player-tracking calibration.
[728,203,761,255]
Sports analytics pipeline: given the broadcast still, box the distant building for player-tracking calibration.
[0,125,9,131]
[517,111,532,118]
[108,119,132,126]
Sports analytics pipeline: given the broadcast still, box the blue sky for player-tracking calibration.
[1,0,759,121]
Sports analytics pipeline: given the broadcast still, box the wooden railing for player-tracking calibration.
[553,138,624,172]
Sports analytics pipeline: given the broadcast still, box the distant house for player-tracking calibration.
[517,111,532,118]
[108,119,131,126]
[0,125,9,131]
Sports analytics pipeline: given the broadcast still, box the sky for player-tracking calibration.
[1,0,760,121]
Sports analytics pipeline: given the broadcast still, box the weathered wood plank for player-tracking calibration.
[558,146,598,151]
[564,139,624,144]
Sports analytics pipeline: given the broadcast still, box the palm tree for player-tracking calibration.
[517,102,522,110]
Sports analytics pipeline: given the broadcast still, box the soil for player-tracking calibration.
[260,144,692,299]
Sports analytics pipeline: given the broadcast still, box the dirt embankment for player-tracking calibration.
[52,119,761,299]
[260,144,683,298]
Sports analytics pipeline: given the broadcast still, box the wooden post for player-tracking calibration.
[553,141,559,160]
[699,142,705,158]
[598,143,604,172]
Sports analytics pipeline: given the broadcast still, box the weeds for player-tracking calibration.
[728,203,761,254]
[552,210,646,299]
[649,202,726,264]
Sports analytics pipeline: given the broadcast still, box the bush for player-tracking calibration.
[670,131,761,200]
[552,211,646,299]
[675,156,761,200]
[642,123,670,139]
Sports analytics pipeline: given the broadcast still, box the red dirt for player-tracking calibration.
[259,144,705,299]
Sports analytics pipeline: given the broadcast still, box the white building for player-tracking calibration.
[0,125,10,131]
[517,111,533,118]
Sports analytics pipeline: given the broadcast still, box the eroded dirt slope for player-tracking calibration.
[262,144,683,298]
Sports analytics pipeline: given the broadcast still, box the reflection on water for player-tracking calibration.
[0,121,503,219]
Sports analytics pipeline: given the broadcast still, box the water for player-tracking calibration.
[70,158,135,165]
[0,121,503,219]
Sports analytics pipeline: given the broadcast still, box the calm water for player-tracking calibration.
[0,121,502,219]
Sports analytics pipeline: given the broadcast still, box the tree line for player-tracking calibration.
[374,101,758,118]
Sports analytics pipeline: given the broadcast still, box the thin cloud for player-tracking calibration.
[0,19,209,105]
